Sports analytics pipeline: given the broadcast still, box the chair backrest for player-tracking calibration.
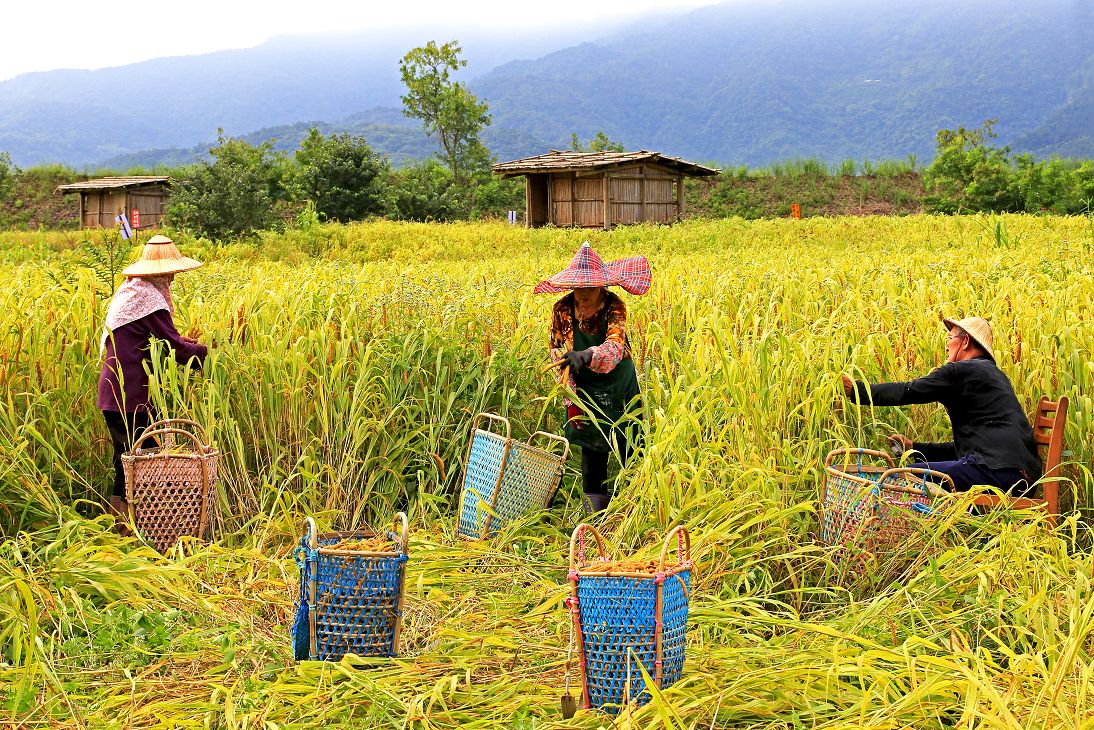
[1033,396,1069,479]
[1032,395,1068,517]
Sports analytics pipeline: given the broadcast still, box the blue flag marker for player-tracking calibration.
[115,213,134,240]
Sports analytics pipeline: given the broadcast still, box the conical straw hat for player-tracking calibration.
[121,234,202,276]
[533,242,651,295]
[942,315,994,360]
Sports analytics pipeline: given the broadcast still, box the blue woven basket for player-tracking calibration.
[292,514,409,661]
[566,524,693,714]
[457,413,569,539]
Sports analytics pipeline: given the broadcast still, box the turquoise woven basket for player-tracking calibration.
[457,413,569,539]
[566,523,693,714]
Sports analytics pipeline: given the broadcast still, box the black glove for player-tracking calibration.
[562,348,594,374]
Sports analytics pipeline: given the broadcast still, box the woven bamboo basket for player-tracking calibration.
[121,418,219,553]
[457,413,570,539]
[566,523,692,714]
[293,514,409,661]
[820,448,953,551]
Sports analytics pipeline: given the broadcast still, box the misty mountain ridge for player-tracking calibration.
[2,0,1092,169]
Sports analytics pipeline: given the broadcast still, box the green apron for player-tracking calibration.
[564,309,641,452]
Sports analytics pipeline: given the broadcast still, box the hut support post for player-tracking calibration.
[676,176,685,221]
[570,176,576,228]
[602,175,611,230]
[640,172,647,223]
[547,176,554,225]
[524,178,531,228]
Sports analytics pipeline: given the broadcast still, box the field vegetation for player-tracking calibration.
[2,215,1092,727]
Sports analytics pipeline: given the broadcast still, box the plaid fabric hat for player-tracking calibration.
[533,242,651,295]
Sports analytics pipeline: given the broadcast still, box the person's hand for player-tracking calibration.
[888,433,913,455]
[562,349,594,375]
[181,336,197,344]
[841,374,855,396]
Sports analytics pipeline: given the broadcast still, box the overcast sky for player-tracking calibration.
[0,0,710,81]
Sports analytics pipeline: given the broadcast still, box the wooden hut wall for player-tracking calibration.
[127,186,167,229]
[548,173,605,228]
[78,186,167,228]
[608,164,679,225]
[82,190,128,228]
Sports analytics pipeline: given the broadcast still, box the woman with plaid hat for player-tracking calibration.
[841,315,1042,493]
[537,242,650,512]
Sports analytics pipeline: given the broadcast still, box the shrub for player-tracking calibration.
[166,133,289,241]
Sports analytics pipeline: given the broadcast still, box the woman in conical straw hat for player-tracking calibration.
[537,242,651,513]
[97,235,209,523]
[841,314,1041,493]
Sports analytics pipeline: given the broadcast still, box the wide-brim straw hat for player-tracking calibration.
[942,315,994,360]
[121,235,203,277]
[533,242,651,295]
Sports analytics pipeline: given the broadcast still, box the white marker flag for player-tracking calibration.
[115,213,134,240]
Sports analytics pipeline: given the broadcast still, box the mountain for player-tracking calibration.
[0,24,607,167]
[95,107,553,171]
[474,0,1094,164]
[2,0,1093,169]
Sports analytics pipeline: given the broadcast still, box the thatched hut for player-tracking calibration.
[56,176,170,229]
[492,150,719,228]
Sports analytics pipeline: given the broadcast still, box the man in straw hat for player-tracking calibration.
[841,315,1041,493]
[98,234,209,522]
[538,242,650,512]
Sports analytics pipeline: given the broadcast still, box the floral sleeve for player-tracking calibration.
[549,296,576,398]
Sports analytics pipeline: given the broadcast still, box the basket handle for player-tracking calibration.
[878,467,955,495]
[472,412,511,440]
[150,418,211,444]
[658,525,691,573]
[305,516,318,549]
[824,448,895,469]
[130,427,208,455]
[393,511,409,553]
[528,431,570,462]
[568,523,608,569]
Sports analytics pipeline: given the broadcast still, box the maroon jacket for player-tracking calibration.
[97,310,207,412]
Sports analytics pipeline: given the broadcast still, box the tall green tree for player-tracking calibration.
[166,132,289,240]
[569,131,625,153]
[0,151,18,202]
[399,41,491,186]
[923,120,1020,213]
[294,129,391,222]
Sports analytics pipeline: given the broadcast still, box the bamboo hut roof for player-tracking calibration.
[56,176,170,193]
[492,150,720,177]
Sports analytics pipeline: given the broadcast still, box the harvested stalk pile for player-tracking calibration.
[577,559,665,574]
[326,536,399,552]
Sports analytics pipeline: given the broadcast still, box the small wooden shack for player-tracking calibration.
[492,150,719,229]
[56,176,170,229]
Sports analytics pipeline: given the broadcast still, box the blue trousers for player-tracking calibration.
[909,454,1032,496]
